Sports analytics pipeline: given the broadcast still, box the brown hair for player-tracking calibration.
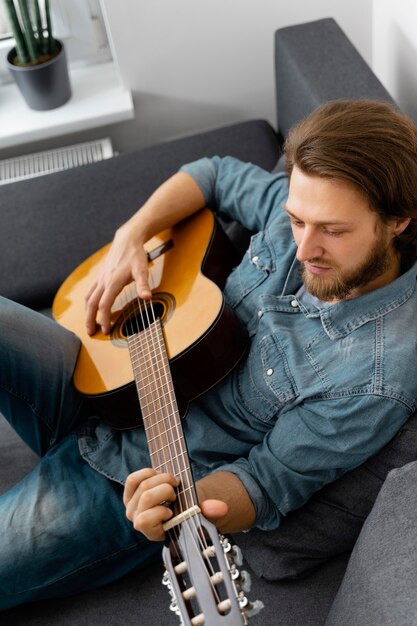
[284,99,417,268]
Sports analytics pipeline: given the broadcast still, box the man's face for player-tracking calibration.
[285,166,401,302]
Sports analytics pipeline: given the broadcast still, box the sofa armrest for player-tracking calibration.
[275,18,395,140]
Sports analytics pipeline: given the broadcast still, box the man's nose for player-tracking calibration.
[296,228,324,262]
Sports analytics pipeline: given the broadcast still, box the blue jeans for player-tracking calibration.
[0,297,162,610]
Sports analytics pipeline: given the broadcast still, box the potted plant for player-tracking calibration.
[4,0,71,110]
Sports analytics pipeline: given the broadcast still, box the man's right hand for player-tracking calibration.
[83,171,206,336]
[84,221,152,336]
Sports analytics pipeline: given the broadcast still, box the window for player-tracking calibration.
[0,0,111,84]
[0,3,10,36]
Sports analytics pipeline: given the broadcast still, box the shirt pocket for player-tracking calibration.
[238,333,299,425]
[224,229,275,309]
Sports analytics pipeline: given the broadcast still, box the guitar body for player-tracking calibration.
[53,208,248,429]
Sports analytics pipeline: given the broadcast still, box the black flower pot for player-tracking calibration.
[7,39,72,111]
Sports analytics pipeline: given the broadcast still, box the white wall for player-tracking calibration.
[2,1,374,158]
[372,0,417,121]
[100,0,373,153]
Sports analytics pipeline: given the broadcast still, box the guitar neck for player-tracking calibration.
[127,316,198,511]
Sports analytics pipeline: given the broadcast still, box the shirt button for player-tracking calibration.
[252,255,259,263]
[266,368,274,376]
[258,309,263,318]
[291,299,299,308]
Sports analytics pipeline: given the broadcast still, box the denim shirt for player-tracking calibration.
[78,157,417,531]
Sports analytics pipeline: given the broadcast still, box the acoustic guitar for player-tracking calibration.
[53,208,263,625]
[53,208,248,428]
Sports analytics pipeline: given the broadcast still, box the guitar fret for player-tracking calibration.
[135,383,175,406]
[131,358,172,379]
[130,348,166,366]
[151,459,192,477]
[140,403,177,421]
[146,423,182,443]
[142,417,179,434]
[132,365,173,388]
[149,436,188,458]
[137,388,175,407]
[130,327,166,351]
[148,435,190,472]
[130,358,170,376]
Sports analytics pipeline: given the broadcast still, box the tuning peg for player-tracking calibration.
[169,599,178,613]
[237,569,252,593]
[229,563,240,581]
[220,536,232,553]
[246,599,265,618]
[231,544,243,566]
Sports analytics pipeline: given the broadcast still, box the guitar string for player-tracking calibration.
[111,237,225,605]
[131,285,216,585]
[123,280,184,558]
[135,289,211,558]
[127,262,224,601]
[139,298,185,500]
[148,320,195,511]
[140,293,226,606]
[129,264,196,515]
[117,286,180,572]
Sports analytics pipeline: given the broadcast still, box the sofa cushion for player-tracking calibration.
[234,409,417,580]
[325,460,417,626]
[271,154,287,174]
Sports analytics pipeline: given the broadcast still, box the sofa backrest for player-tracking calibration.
[274,18,395,140]
[0,120,279,311]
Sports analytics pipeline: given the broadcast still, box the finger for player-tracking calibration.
[97,272,132,334]
[123,470,179,508]
[200,499,228,521]
[132,257,152,300]
[125,476,179,522]
[137,284,152,300]
[133,505,174,541]
[123,468,158,506]
[85,284,105,335]
[137,480,178,514]
[84,279,98,303]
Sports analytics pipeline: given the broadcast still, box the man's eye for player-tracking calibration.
[324,229,344,237]
[291,219,304,228]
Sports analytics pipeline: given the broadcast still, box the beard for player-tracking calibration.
[301,230,393,302]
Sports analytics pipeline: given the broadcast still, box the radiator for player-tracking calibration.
[0,138,114,185]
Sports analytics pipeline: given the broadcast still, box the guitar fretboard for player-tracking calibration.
[127,316,197,512]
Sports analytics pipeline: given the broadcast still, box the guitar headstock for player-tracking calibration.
[162,513,263,625]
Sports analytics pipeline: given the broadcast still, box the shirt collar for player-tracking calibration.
[287,258,417,340]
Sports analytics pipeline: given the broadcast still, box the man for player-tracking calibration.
[1,99,417,609]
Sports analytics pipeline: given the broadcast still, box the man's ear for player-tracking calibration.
[389,217,411,237]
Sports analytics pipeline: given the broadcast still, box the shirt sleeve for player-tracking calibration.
[180,156,289,232]
[216,394,412,530]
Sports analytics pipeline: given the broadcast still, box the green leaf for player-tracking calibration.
[4,0,29,64]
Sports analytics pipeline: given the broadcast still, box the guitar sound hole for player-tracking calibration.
[122,301,165,336]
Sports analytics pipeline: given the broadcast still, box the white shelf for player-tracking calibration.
[0,61,134,150]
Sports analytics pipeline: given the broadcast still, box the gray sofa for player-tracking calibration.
[0,18,410,626]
